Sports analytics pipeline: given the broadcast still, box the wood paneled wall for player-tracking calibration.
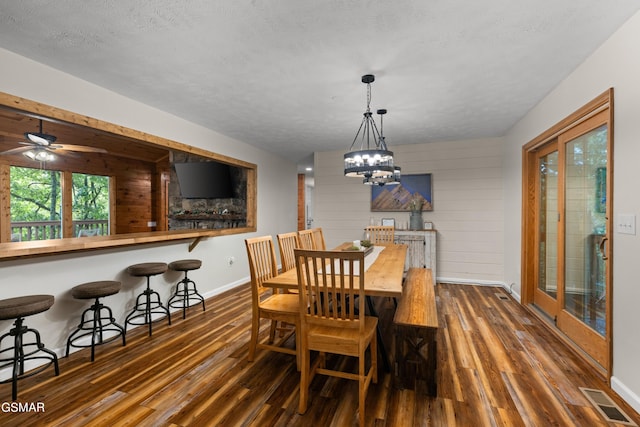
[313,138,505,283]
[0,150,168,237]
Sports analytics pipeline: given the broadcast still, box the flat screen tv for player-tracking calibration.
[174,161,234,199]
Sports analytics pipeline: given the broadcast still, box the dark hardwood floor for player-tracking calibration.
[1,283,638,426]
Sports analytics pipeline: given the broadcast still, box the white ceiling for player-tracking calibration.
[0,1,638,171]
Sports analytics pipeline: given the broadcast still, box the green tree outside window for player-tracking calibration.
[10,166,109,241]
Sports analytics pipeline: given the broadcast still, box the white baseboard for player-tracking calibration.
[611,376,640,415]
[509,286,522,303]
[437,277,505,287]
[435,278,522,306]
[201,276,250,300]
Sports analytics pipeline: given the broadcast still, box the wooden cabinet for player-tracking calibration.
[394,230,437,284]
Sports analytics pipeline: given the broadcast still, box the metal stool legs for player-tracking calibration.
[66,298,126,361]
[0,317,59,401]
[125,275,171,336]
[168,270,205,319]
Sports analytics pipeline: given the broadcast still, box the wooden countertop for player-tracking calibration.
[0,227,253,260]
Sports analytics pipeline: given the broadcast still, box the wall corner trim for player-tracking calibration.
[611,375,640,415]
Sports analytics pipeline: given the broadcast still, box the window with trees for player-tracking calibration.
[72,173,109,237]
[10,166,62,241]
[10,166,110,241]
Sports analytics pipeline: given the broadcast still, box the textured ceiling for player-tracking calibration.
[0,1,638,170]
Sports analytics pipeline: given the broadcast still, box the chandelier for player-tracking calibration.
[362,109,400,186]
[344,74,399,185]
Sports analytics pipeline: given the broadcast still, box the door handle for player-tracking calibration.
[599,236,609,261]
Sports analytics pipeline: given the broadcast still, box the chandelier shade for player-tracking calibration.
[343,75,399,185]
[363,165,401,186]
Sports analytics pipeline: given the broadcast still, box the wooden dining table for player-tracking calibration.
[263,242,407,296]
[262,242,408,371]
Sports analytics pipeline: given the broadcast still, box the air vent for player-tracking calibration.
[495,293,510,301]
[580,387,637,426]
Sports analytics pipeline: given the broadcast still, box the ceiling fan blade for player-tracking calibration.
[52,149,78,158]
[18,141,34,146]
[0,146,32,156]
[53,144,107,153]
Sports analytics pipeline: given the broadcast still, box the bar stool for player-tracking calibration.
[0,295,60,401]
[66,281,126,361]
[124,262,171,336]
[168,259,205,319]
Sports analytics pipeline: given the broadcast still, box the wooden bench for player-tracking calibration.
[393,267,438,395]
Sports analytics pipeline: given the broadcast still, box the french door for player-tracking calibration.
[524,90,612,374]
[533,143,560,316]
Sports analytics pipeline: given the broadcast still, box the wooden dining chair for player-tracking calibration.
[244,236,300,368]
[366,225,395,245]
[297,229,316,250]
[276,232,300,272]
[311,227,326,250]
[293,248,377,426]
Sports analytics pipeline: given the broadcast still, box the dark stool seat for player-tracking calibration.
[169,259,202,272]
[127,262,168,277]
[66,281,126,362]
[71,280,121,300]
[168,259,205,319]
[124,262,171,336]
[0,295,54,320]
[0,295,59,401]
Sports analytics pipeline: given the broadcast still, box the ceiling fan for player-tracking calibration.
[0,119,107,162]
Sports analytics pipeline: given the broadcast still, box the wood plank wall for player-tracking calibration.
[314,138,505,281]
[0,151,165,237]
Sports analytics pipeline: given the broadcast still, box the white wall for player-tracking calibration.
[503,11,640,413]
[0,48,298,360]
[314,137,504,284]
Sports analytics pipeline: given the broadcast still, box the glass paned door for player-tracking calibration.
[555,111,610,370]
[524,91,612,375]
[534,144,560,316]
[562,125,608,337]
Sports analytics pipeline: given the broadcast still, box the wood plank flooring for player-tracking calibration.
[1,283,638,426]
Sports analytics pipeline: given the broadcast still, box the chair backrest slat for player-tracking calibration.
[297,229,316,250]
[245,236,278,299]
[277,232,300,272]
[311,227,326,250]
[365,226,395,245]
[294,249,366,331]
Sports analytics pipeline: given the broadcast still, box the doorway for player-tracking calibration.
[297,173,314,231]
[523,90,613,376]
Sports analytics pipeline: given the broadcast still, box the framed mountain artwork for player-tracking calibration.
[370,173,433,212]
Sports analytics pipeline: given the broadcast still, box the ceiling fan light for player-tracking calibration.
[23,149,55,162]
[24,131,57,145]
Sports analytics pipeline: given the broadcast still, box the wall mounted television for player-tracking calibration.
[174,161,234,199]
